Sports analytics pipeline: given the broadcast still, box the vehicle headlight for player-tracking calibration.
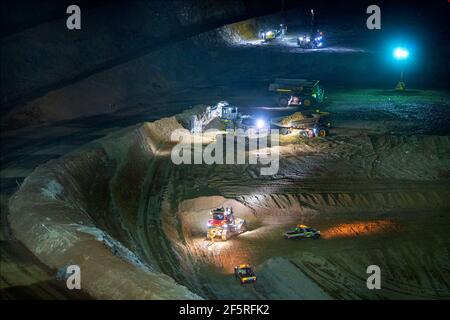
[299,37,304,41]
[256,119,265,129]
[306,37,310,42]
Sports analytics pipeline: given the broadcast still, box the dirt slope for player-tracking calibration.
[8,112,450,299]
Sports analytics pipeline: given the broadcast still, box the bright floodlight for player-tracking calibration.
[394,47,409,60]
[256,119,265,129]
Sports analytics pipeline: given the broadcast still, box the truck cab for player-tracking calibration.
[269,79,325,108]
[234,264,257,284]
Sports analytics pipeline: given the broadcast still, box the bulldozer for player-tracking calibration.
[206,207,247,241]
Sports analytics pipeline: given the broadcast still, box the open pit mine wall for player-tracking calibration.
[8,113,450,299]
[1,15,268,130]
[2,6,362,131]
[7,117,202,299]
[1,0,282,128]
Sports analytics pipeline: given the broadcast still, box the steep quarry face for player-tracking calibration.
[7,121,200,299]
[9,114,450,299]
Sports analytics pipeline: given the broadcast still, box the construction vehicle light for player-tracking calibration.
[256,119,265,129]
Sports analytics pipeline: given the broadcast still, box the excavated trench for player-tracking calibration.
[8,113,450,299]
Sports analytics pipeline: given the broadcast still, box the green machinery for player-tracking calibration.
[269,78,325,108]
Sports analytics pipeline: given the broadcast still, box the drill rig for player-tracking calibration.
[206,207,247,241]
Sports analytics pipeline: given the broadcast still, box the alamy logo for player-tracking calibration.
[66,265,81,290]
[366,265,381,290]
[66,5,81,30]
[366,5,381,30]
[171,128,280,176]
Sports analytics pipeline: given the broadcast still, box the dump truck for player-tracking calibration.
[271,110,331,136]
[206,207,247,241]
[269,79,325,108]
